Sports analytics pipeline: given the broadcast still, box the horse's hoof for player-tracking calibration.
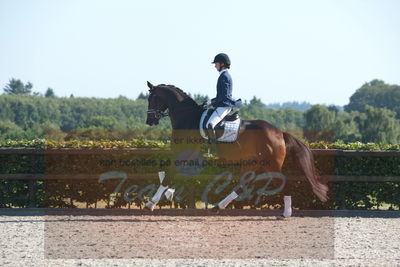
[210,205,220,213]
[143,206,152,211]
[276,215,290,220]
[144,201,155,211]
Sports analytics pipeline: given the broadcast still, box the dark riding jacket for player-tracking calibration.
[211,70,237,107]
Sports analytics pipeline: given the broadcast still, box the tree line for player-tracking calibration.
[1,78,399,143]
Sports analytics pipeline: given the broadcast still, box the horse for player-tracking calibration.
[144,81,328,218]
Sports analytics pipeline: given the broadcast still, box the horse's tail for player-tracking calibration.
[283,132,328,202]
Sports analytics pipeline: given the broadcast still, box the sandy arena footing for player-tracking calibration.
[0,209,399,266]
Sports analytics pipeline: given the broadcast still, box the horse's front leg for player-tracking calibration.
[144,149,177,211]
[144,170,175,211]
[144,132,193,211]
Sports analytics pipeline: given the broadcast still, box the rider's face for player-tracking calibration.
[214,63,223,72]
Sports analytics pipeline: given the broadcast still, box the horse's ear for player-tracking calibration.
[147,81,154,91]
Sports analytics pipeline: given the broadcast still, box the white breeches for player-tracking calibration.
[206,107,232,129]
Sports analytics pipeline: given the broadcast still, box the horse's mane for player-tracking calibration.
[157,84,201,108]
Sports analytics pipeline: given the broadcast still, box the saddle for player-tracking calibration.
[199,109,242,142]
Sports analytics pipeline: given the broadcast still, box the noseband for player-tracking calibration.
[147,109,169,119]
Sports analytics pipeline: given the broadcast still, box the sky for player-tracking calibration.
[0,0,399,106]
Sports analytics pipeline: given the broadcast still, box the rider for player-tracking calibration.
[206,53,238,156]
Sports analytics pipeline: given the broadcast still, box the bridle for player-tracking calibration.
[147,109,169,119]
[147,91,169,120]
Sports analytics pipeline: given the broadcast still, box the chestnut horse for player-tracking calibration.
[144,81,328,217]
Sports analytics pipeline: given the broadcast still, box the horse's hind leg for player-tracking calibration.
[210,165,255,212]
[260,134,293,219]
[211,160,277,212]
[280,179,292,218]
[261,159,292,219]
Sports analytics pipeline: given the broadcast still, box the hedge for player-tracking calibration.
[0,139,399,210]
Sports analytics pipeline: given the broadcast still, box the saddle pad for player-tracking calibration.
[199,109,241,142]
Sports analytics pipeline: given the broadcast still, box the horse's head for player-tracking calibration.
[146,81,169,126]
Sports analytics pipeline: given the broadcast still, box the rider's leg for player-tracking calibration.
[207,107,232,129]
[207,124,218,155]
[206,107,232,155]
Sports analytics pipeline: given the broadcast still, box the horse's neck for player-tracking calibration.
[169,101,203,130]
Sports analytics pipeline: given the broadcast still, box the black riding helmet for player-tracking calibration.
[212,53,231,68]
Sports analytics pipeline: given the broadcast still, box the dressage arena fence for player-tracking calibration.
[0,145,399,210]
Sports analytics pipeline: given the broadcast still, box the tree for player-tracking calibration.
[264,101,312,111]
[45,88,56,98]
[333,111,362,142]
[87,116,118,130]
[345,79,400,118]
[357,105,400,143]
[303,105,336,142]
[0,120,26,139]
[191,93,209,104]
[136,92,148,100]
[327,105,339,113]
[32,92,42,96]
[249,96,265,108]
[276,108,305,130]
[304,105,366,142]
[3,78,32,95]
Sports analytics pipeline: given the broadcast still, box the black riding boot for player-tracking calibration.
[207,127,218,157]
